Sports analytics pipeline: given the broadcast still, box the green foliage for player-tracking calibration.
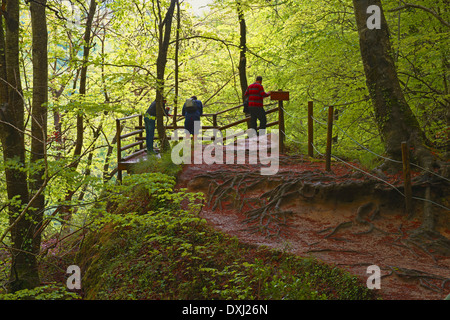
[77,171,378,300]
[0,283,81,300]
[1,0,445,301]
[129,152,182,177]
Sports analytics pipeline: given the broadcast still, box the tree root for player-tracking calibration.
[320,221,354,239]
[408,228,450,257]
[202,171,302,238]
[317,202,383,240]
[387,265,450,293]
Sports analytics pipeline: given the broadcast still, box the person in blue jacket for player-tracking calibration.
[145,98,168,154]
[182,96,203,141]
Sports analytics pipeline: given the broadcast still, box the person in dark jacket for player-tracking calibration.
[145,98,167,154]
[244,76,271,136]
[182,96,203,141]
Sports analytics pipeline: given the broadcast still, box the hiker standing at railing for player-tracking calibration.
[145,98,168,155]
[244,76,271,137]
[182,95,203,142]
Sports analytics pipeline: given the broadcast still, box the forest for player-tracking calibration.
[0,0,449,303]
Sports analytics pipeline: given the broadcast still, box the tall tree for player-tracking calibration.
[155,0,176,151]
[73,0,97,164]
[174,0,180,117]
[0,0,37,292]
[60,0,97,226]
[352,0,434,170]
[28,0,48,290]
[236,0,247,100]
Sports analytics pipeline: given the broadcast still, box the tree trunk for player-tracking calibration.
[237,0,248,100]
[29,0,48,267]
[61,0,97,227]
[73,0,97,163]
[155,0,176,151]
[353,0,445,235]
[174,0,180,117]
[0,0,39,292]
[352,0,434,170]
[236,0,249,128]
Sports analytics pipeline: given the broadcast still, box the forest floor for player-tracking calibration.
[176,138,450,300]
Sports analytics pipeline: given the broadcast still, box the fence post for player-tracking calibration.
[325,106,334,172]
[401,141,413,215]
[308,101,314,157]
[173,106,178,129]
[213,114,217,129]
[278,96,285,154]
[116,119,122,182]
[138,114,144,150]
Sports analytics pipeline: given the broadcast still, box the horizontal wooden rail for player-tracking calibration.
[219,117,249,131]
[121,130,144,140]
[121,149,146,162]
[215,104,243,115]
[120,141,143,152]
[164,125,217,130]
[116,114,141,121]
[115,96,287,182]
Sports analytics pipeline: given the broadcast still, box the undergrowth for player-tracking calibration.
[0,153,380,300]
[76,167,379,300]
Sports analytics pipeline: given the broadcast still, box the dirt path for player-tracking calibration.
[176,146,450,300]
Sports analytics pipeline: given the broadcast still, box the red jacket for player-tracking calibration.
[244,82,270,107]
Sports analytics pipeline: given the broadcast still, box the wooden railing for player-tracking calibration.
[115,114,145,182]
[115,90,289,181]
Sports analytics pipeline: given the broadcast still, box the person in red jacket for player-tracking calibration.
[244,76,271,136]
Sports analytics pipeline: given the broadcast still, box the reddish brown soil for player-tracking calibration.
[176,147,450,300]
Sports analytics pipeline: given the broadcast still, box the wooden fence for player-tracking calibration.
[115,91,289,181]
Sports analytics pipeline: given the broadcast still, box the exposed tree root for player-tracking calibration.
[200,171,302,238]
[317,202,383,240]
[386,266,450,293]
[182,160,450,298]
[191,160,450,260]
[408,228,450,257]
[319,221,354,239]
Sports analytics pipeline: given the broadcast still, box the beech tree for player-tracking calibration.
[352,0,435,170]
[236,0,248,101]
[0,0,34,292]
[28,0,48,291]
[0,0,48,292]
[155,0,177,151]
[60,0,97,226]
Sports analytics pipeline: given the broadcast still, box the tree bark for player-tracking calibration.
[73,0,97,163]
[236,0,248,100]
[236,0,249,128]
[174,0,180,116]
[61,0,96,227]
[155,0,176,151]
[0,0,39,292]
[29,0,48,265]
[352,0,433,170]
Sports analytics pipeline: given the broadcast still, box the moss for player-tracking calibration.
[76,205,379,300]
[74,162,380,300]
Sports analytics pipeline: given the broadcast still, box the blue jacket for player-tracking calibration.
[146,100,168,116]
[182,99,203,118]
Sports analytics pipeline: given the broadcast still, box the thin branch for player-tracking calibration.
[389,2,450,28]
[169,35,275,66]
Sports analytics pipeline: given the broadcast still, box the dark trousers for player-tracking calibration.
[249,106,267,135]
[144,116,156,152]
